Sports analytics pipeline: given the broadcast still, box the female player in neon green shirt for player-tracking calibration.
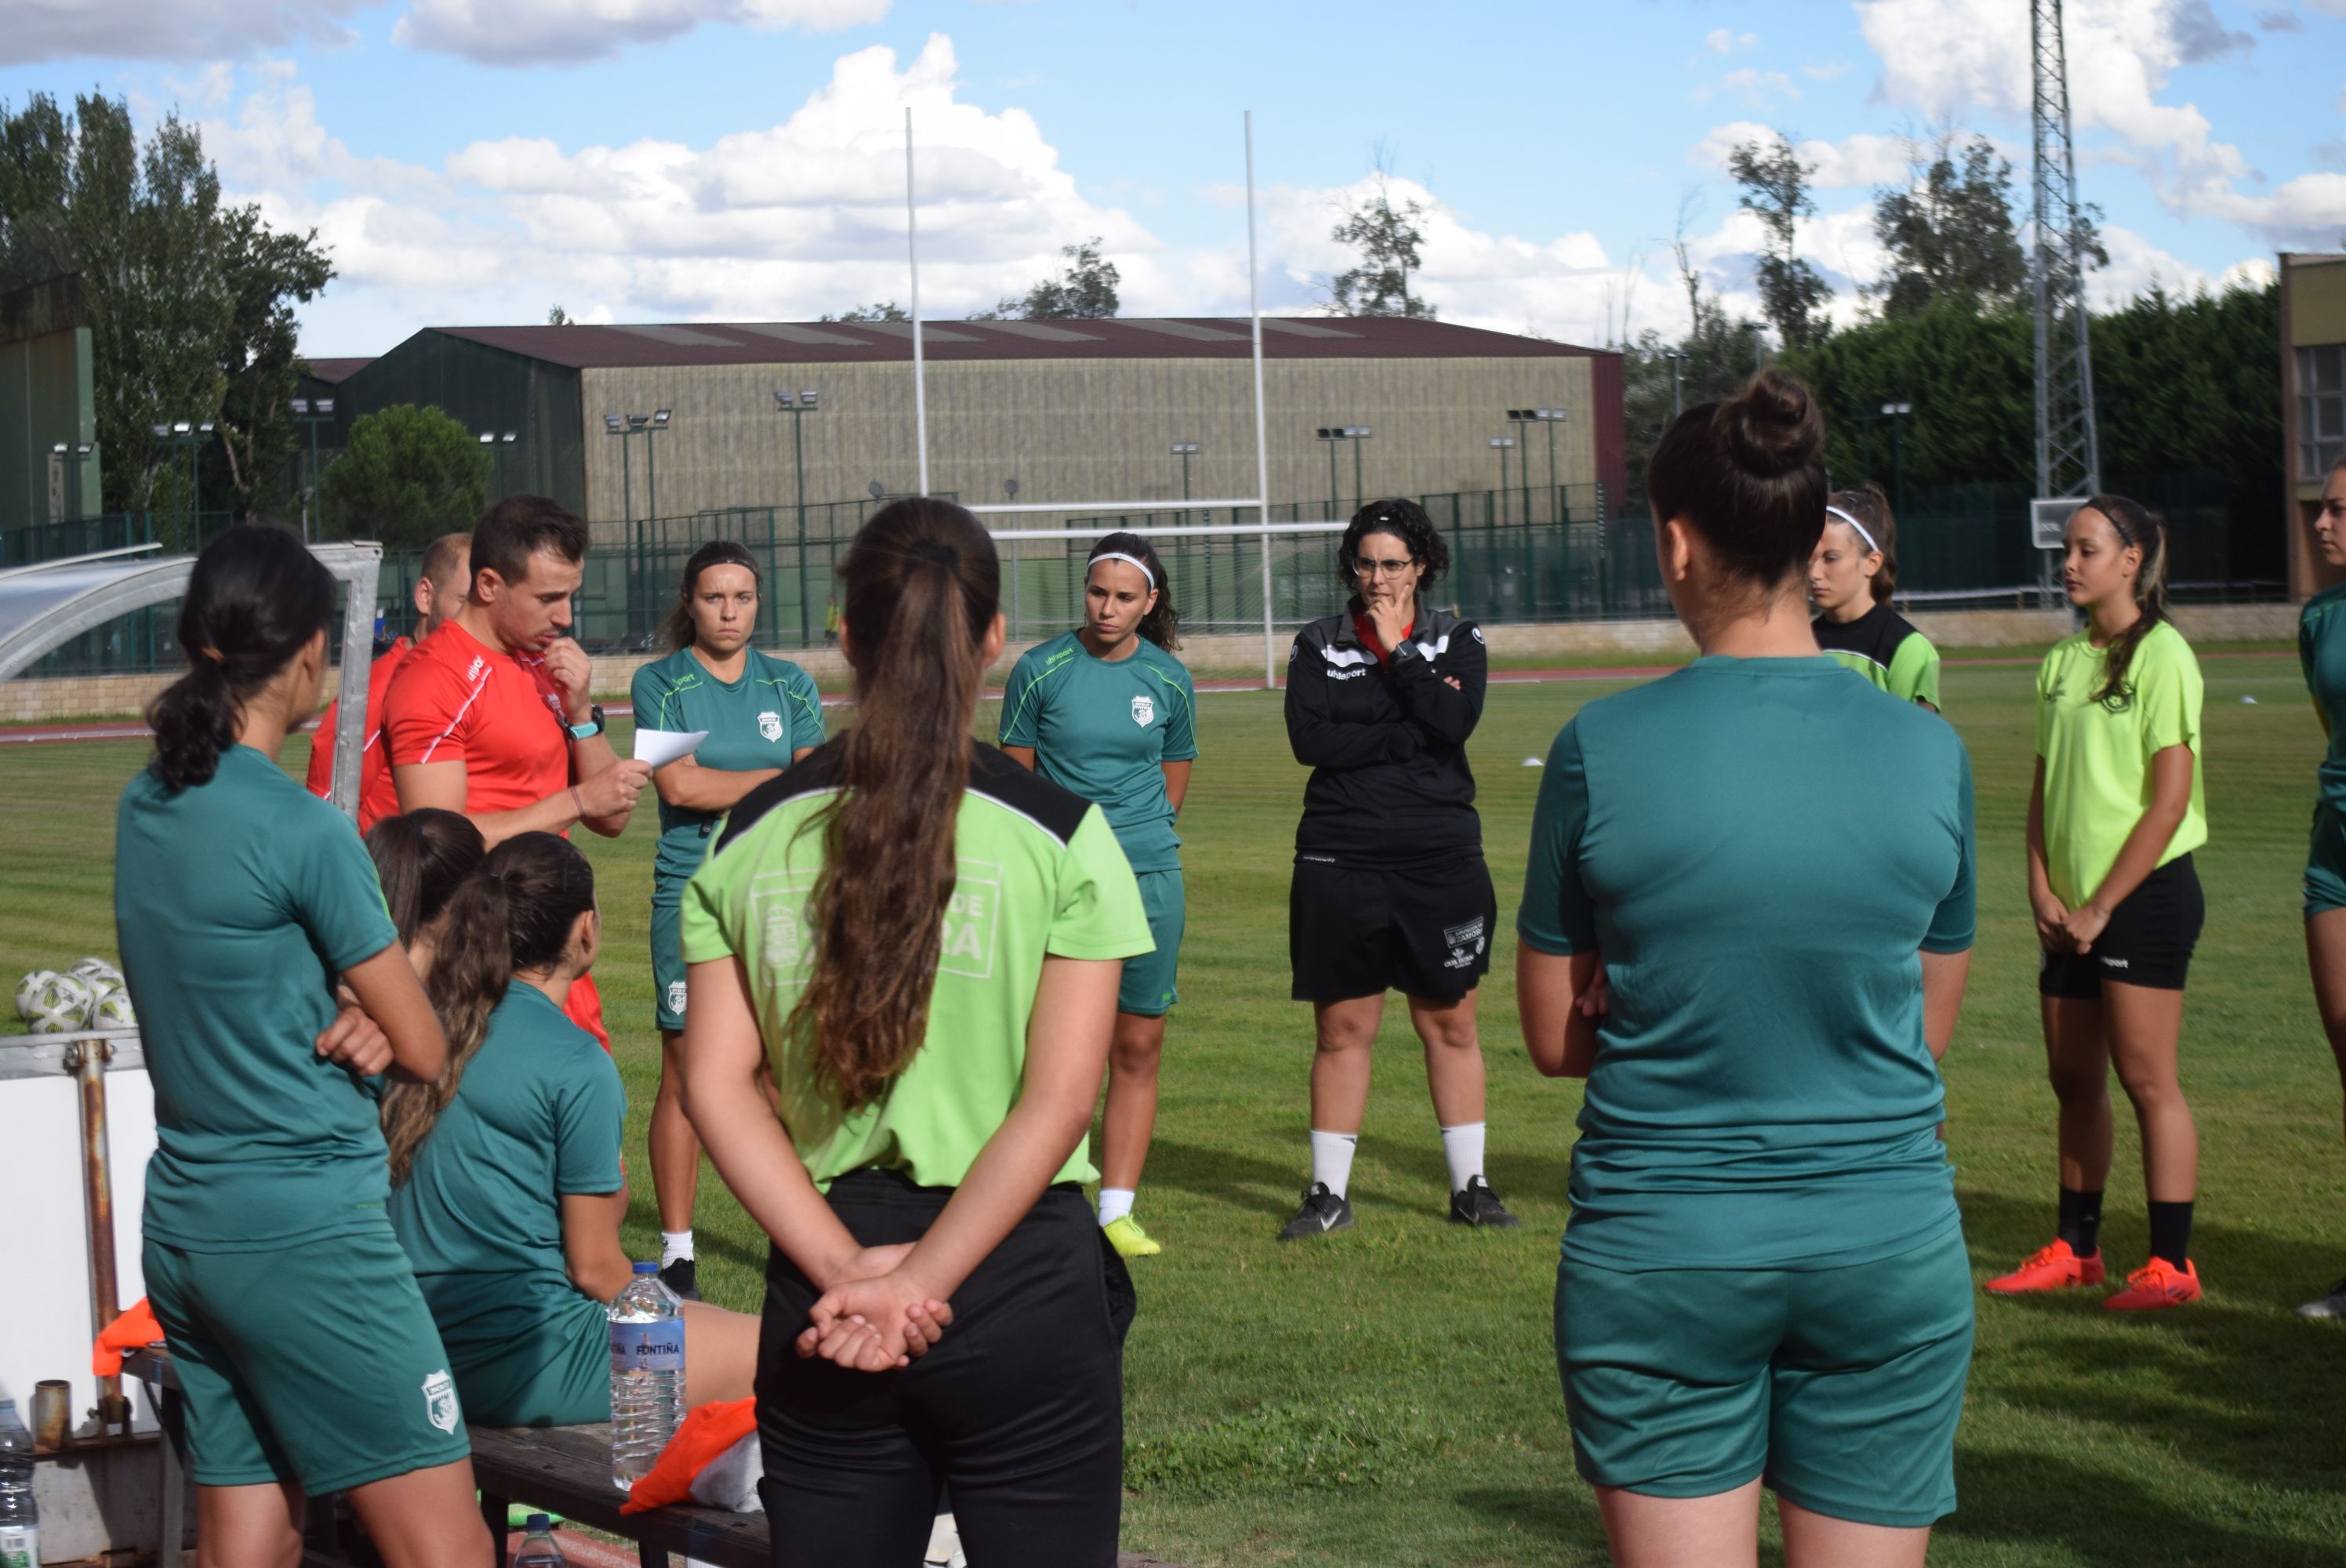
[1809,484,1941,710]
[1000,532,1198,1259]
[631,541,823,1300]
[1991,495,2209,1311]
[2296,455,2346,1319]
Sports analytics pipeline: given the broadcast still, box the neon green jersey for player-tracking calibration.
[1813,602,1942,709]
[2035,619,2207,909]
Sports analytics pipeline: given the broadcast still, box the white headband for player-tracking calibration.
[1825,504,1879,554]
[1089,551,1155,589]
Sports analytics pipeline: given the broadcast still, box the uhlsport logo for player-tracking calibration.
[422,1368,459,1434]
[666,980,688,1014]
[1131,695,1155,727]
[758,710,783,742]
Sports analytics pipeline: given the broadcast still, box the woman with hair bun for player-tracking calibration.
[1000,530,1198,1258]
[1989,494,2208,1311]
[1519,372,1977,1562]
[1810,484,1941,710]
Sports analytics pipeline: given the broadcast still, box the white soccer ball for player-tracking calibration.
[16,970,94,1034]
[69,956,124,991]
[93,985,136,1029]
[14,970,55,1022]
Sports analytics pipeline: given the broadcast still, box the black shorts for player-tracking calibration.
[1289,854,1496,1004]
[2039,853,2204,998]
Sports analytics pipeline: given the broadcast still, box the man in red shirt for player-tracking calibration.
[307,532,470,829]
[385,496,650,1048]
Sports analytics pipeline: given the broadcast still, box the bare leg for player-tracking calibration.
[343,1456,492,1568]
[681,1301,762,1407]
[2103,981,2196,1203]
[1595,1479,1762,1568]
[1309,995,1386,1134]
[2040,995,2114,1195]
[194,1480,304,1568]
[1099,1011,1168,1192]
[650,1029,699,1234]
[2306,908,2346,1146]
[1778,1497,1930,1568]
[1408,991,1485,1127]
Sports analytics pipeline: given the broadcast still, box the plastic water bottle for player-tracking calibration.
[0,1399,37,1568]
[512,1512,565,1566]
[608,1261,685,1492]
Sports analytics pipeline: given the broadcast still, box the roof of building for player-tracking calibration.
[298,357,375,383]
[412,316,1614,370]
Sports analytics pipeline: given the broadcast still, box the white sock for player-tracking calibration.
[1440,1123,1486,1195]
[1097,1188,1136,1226]
[1309,1131,1359,1199]
[660,1229,694,1268]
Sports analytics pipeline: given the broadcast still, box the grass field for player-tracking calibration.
[9,652,2346,1566]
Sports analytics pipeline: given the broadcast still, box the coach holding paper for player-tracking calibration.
[1518,371,1976,1566]
[1279,497,1515,1240]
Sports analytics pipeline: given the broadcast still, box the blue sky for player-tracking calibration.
[2,0,2341,357]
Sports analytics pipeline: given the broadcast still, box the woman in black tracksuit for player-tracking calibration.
[1279,497,1516,1240]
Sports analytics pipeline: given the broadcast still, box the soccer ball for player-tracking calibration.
[69,956,124,991]
[92,985,136,1029]
[15,969,95,1034]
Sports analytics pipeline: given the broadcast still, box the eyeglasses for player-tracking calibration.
[1354,557,1416,577]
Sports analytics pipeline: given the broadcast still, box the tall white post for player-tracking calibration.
[906,106,930,496]
[1247,111,1274,688]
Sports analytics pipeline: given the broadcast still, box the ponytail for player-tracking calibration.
[1088,532,1180,651]
[148,524,334,792]
[365,810,488,947]
[381,833,595,1184]
[2085,493,2170,710]
[791,499,999,1109]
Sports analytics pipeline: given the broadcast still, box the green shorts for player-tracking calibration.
[1120,868,1184,1018]
[143,1218,472,1493]
[1554,1226,1973,1528]
[422,1283,611,1429]
[2308,803,2346,917]
[652,895,687,1032]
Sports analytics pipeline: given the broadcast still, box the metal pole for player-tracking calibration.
[1246,110,1274,688]
[621,433,634,529]
[906,107,929,496]
[794,410,810,648]
[1545,421,1560,522]
[1353,437,1365,517]
[1326,438,1338,519]
[1498,441,1510,521]
[646,427,659,525]
[70,1039,129,1428]
[1891,411,1905,519]
[305,419,321,541]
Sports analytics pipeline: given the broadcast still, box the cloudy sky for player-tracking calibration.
[2,0,2341,357]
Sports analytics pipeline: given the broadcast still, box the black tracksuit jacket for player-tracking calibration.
[1284,604,1487,868]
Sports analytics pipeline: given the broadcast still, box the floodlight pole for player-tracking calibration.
[1247,110,1274,688]
[907,107,930,498]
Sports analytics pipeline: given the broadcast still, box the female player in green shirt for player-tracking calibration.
[630,541,823,1300]
[680,499,1152,1565]
[1000,531,1198,1259]
[1518,372,1977,1564]
[1809,484,1941,710]
[382,832,760,1424]
[115,525,491,1567]
[2295,455,2346,1319]
[1990,495,2209,1311]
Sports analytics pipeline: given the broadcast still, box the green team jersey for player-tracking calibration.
[1517,657,1974,1272]
[388,983,623,1389]
[1813,601,1942,708]
[115,745,401,1250]
[681,741,1153,1189]
[2302,583,2346,810]
[631,647,824,891]
[2036,619,2207,909]
[997,631,1198,873]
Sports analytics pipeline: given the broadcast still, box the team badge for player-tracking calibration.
[422,1369,460,1434]
[1131,695,1154,727]
[757,710,783,742]
[666,980,688,1015]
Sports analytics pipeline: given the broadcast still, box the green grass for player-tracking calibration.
[9,656,2346,1566]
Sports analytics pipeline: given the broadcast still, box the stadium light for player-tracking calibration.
[316,397,335,416]
[627,412,649,429]
[172,422,191,435]
[1488,434,1518,523]
[801,389,819,408]
[502,432,518,444]
[290,398,310,416]
[604,414,624,433]
[773,390,794,409]
[652,408,672,428]
[478,432,494,445]
[867,481,886,501]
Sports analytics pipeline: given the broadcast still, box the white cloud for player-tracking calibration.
[1801,60,1854,82]
[1692,122,1916,189]
[1700,28,1760,57]
[393,0,891,66]
[0,0,364,65]
[1694,69,1801,110]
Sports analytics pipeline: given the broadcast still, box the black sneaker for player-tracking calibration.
[659,1257,700,1301]
[1277,1181,1354,1240]
[1449,1174,1521,1229]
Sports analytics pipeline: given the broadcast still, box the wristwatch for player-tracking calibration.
[568,704,606,740]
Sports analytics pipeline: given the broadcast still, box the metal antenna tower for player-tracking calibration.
[2031,0,2100,503]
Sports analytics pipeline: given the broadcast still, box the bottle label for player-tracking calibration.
[0,1523,33,1568]
[608,1320,685,1374]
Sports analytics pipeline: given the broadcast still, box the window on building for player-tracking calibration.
[2304,343,2346,481]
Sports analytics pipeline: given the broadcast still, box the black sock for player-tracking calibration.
[2057,1186,2104,1257]
[2147,1201,2194,1269]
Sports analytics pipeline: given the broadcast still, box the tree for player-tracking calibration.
[1870,135,2029,318]
[1330,172,1433,318]
[982,238,1119,321]
[547,304,571,325]
[819,301,908,322]
[319,404,489,548]
[1727,132,1832,350]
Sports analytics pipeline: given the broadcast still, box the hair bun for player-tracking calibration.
[1712,368,1823,481]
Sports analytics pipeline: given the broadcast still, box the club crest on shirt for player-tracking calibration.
[422,1369,459,1434]
[1131,695,1155,728]
[758,710,783,742]
[666,980,688,1014]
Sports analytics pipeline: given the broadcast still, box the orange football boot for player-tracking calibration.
[1985,1238,2106,1294]
[2102,1257,2201,1311]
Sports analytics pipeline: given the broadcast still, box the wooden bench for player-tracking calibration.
[470,1423,768,1568]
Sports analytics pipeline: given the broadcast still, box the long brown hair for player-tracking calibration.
[365,810,487,946]
[1649,368,1827,596]
[661,539,761,653]
[381,833,596,1184]
[1088,532,1180,650]
[790,499,999,1109]
[2083,493,2170,710]
[148,524,334,792]
[1825,484,1900,604]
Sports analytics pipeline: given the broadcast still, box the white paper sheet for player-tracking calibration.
[633,728,707,768]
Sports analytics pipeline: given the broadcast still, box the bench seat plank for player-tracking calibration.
[470,1424,767,1568]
